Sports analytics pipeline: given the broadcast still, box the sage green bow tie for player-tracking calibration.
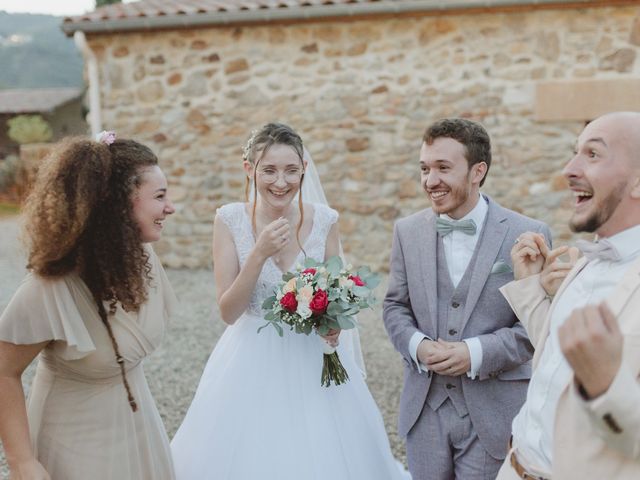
[436,217,477,236]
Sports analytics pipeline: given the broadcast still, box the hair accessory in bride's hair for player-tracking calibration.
[242,129,259,162]
[95,130,116,145]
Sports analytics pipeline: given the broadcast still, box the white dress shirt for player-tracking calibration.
[409,194,487,379]
[512,224,640,470]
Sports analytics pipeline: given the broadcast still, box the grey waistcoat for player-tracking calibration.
[425,235,481,417]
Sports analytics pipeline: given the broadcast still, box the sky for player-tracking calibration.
[0,0,133,16]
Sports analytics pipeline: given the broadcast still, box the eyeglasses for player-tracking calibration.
[257,168,304,184]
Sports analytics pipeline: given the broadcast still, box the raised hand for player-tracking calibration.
[254,217,290,261]
[540,246,581,297]
[421,339,471,376]
[559,302,623,399]
[511,232,549,280]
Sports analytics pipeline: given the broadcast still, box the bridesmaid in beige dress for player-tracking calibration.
[0,134,177,480]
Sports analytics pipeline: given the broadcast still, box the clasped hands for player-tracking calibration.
[417,338,471,376]
[511,232,623,399]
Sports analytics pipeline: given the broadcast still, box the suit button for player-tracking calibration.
[445,383,455,389]
[451,302,460,308]
[448,329,457,336]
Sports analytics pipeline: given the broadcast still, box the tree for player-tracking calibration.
[96,0,122,7]
[7,115,53,144]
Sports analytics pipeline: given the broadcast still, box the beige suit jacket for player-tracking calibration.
[500,255,640,479]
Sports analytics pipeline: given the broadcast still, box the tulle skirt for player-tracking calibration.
[171,312,409,480]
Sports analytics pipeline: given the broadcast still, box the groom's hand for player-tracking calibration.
[511,232,549,280]
[416,339,446,367]
[424,340,471,376]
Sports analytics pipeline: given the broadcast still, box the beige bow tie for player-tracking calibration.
[575,238,621,262]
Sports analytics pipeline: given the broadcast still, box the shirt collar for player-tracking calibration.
[441,193,488,230]
[601,224,640,261]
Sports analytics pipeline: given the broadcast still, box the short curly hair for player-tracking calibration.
[423,118,492,186]
[22,136,160,411]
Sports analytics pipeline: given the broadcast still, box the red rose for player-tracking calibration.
[280,292,298,312]
[302,268,317,276]
[348,275,365,287]
[309,289,329,315]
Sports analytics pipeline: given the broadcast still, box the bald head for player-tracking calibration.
[584,112,640,169]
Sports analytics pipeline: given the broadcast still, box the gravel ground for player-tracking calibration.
[0,215,406,477]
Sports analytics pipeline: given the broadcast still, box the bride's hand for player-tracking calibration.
[320,329,341,348]
[254,218,290,260]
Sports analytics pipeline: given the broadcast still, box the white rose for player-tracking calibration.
[297,303,313,319]
[297,284,314,303]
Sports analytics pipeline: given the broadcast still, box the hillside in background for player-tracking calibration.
[0,11,83,89]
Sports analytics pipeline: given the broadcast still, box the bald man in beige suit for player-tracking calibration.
[496,112,640,480]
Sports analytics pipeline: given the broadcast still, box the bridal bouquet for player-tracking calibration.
[260,256,380,387]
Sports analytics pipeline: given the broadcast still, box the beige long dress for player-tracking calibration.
[0,247,176,480]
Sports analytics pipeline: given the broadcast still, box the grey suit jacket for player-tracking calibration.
[383,195,551,460]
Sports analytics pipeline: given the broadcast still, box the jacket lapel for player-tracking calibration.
[418,210,439,336]
[532,256,589,367]
[601,255,640,331]
[460,197,507,330]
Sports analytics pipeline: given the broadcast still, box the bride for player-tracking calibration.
[171,123,410,480]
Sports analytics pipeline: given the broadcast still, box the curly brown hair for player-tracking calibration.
[23,136,160,411]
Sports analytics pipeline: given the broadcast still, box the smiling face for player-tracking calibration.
[244,143,305,209]
[131,165,175,242]
[563,113,640,237]
[420,137,486,219]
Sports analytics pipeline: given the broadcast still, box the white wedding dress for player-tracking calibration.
[171,202,409,480]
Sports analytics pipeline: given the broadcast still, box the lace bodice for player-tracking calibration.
[216,202,338,316]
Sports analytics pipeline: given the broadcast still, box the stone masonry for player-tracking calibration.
[84,5,640,270]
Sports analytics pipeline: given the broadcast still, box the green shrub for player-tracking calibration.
[7,115,53,144]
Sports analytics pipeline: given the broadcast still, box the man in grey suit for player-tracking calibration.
[383,118,551,479]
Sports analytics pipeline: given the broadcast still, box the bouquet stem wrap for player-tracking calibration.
[321,341,349,387]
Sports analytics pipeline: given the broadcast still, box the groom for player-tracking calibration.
[383,118,551,479]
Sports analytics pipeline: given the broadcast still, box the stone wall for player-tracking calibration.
[86,5,640,271]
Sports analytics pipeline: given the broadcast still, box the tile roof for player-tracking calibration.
[65,0,387,24]
[61,0,616,35]
[0,88,84,114]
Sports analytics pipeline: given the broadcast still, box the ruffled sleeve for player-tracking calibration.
[0,273,96,358]
[313,203,339,240]
[216,203,246,234]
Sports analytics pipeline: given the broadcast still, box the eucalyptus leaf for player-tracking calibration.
[352,286,371,297]
[262,296,277,309]
[327,302,346,316]
[304,257,319,268]
[326,256,343,276]
[337,315,356,329]
[363,274,381,289]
